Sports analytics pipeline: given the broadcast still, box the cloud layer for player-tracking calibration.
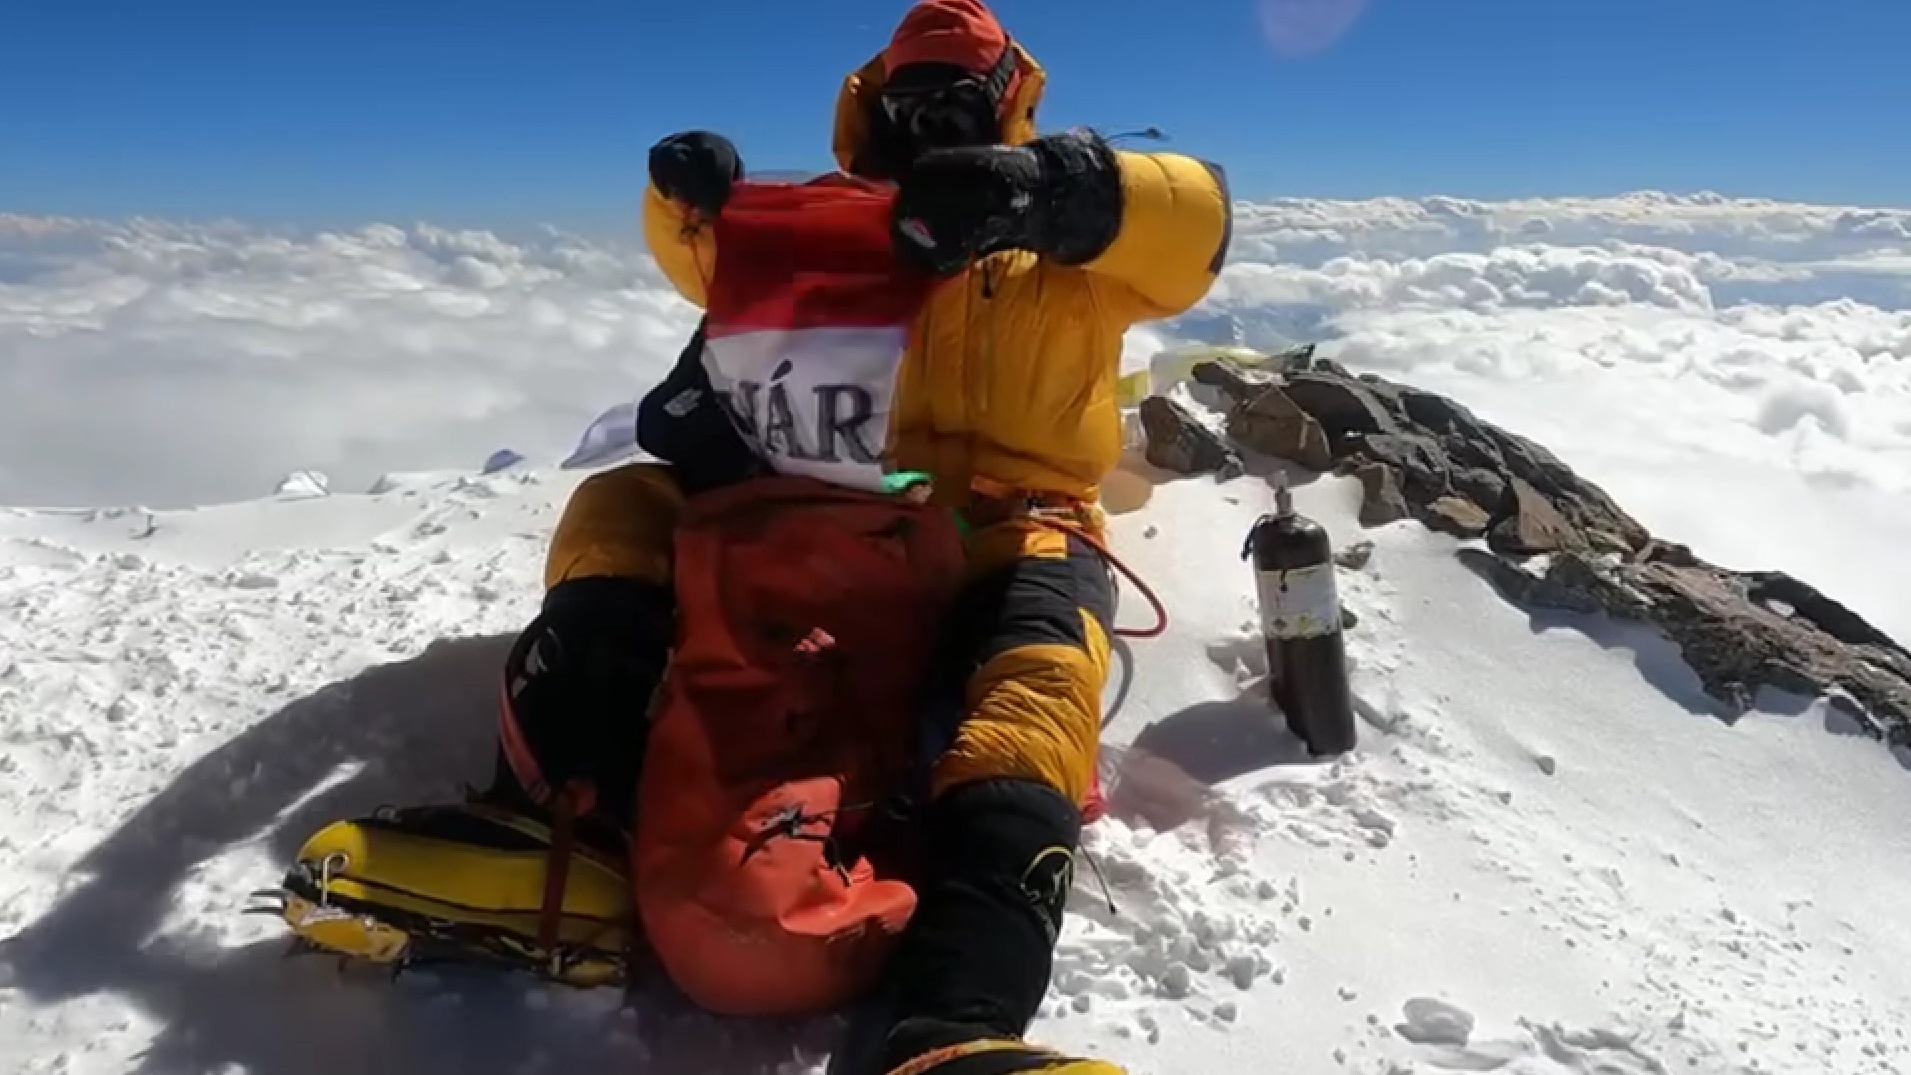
[0,214,700,509]
[1,191,1907,636]
[1183,192,1911,639]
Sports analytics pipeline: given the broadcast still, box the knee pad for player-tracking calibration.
[499,576,673,825]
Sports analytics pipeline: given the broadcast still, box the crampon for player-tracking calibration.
[245,799,636,987]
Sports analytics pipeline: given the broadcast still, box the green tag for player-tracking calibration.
[881,471,970,536]
[881,470,934,496]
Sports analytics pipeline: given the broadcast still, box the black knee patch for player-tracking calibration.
[501,576,674,825]
[879,778,1082,1060]
[915,532,1116,792]
[542,574,672,623]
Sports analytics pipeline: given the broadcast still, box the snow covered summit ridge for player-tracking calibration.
[2,446,1909,1075]
[3,183,1909,1072]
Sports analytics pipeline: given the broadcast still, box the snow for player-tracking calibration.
[3,190,1911,1073]
[2,448,1909,1075]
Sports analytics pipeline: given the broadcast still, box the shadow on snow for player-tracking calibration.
[0,633,842,1075]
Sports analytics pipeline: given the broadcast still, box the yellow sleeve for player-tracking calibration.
[641,182,716,309]
[1082,150,1233,322]
[830,55,886,174]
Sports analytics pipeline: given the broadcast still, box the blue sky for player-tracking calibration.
[3,0,1905,229]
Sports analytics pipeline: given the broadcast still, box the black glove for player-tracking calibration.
[649,131,743,219]
[637,318,766,495]
[890,144,1043,275]
[890,130,1123,275]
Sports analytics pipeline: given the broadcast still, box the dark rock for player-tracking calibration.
[1640,539,1699,568]
[1439,433,1512,482]
[1334,541,1375,571]
[1422,496,1491,538]
[1362,432,1451,502]
[1225,387,1334,471]
[1554,553,1655,619]
[1392,387,1503,467]
[1340,606,1359,631]
[1139,395,1243,479]
[1625,562,1911,735]
[1451,466,1509,513]
[1189,359,1273,405]
[1459,548,1602,615]
[1284,366,1644,556]
[1487,477,1581,555]
[1354,374,1409,419]
[1465,546,1909,743]
[1861,643,1911,688]
[1743,571,1911,657]
[1459,548,1653,620]
[1399,386,1486,437]
[1279,371,1401,450]
[1195,347,1911,748]
[1486,427,1650,553]
[1582,528,1638,557]
[1355,461,1410,526]
[1391,383,1649,553]
[1255,341,1357,382]
[1270,342,1319,373]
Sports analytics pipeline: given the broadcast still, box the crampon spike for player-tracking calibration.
[241,888,290,916]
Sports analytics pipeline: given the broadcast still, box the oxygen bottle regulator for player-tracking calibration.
[1242,476,1356,756]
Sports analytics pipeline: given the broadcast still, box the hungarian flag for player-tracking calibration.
[701,176,1109,824]
[699,176,940,493]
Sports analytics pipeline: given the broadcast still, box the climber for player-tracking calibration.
[608,3,1231,1065]
[272,2,1231,1073]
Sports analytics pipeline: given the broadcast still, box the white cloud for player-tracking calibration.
[1228,191,1911,261]
[0,191,1907,638]
[1179,191,1911,640]
[1225,191,1911,311]
[1208,244,1720,315]
[0,214,700,508]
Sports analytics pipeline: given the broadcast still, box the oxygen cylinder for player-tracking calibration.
[1241,477,1356,756]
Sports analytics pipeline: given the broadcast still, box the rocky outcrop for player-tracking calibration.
[1138,395,1242,480]
[1460,546,1911,738]
[1184,350,1652,558]
[1424,496,1492,539]
[1352,461,1409,527]
[1135,347,1911,748]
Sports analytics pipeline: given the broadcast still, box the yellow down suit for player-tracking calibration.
[555,39,1230,814]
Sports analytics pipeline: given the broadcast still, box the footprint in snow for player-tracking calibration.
[1395,997,1476,1046]
[1205,633,1268,681]
[1393,1010,1669,1074]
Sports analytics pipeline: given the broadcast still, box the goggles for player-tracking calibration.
[881,84,996,147]
[878,45,1018,149]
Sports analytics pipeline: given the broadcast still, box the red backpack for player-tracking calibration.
[634,474,964,1014]
[631,176,963,1016]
